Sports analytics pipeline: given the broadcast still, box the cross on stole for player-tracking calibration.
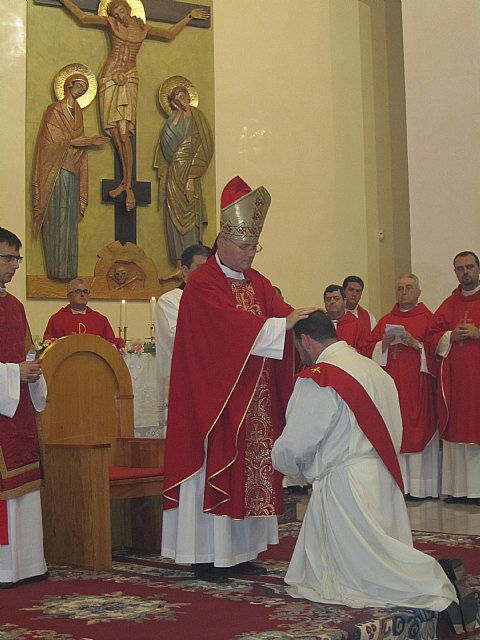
[36,0,210,244]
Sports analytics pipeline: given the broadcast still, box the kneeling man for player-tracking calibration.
[272,311,455,611]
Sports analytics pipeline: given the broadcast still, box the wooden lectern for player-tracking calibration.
[39,334,165,570]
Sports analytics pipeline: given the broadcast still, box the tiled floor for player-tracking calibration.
[406,499,480,535]
[295,495,480,535]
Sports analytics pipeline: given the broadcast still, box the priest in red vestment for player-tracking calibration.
[0,227,48,587]
[368,274,439,499]
[162,176,315,583]
[43,278,115,342]
[324,284,368,355]
[425,251,480,504]
[342,275,377,332]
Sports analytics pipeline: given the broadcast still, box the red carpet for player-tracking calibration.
[0,524,478,640]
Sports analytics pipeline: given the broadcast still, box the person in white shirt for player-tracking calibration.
[154,243,210,438]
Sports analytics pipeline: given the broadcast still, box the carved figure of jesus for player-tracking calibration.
[58,0,208,212]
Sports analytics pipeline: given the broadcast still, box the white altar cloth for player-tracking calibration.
[122,353,161,437]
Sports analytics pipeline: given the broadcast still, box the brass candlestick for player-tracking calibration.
[148,322,155,342]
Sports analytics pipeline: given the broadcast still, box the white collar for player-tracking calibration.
[461,283,480,297]
[215,252,244,279]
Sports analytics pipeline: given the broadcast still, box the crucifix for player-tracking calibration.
[36,0,210,245]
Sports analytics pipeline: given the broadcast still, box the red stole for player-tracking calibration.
[299,362,404,492]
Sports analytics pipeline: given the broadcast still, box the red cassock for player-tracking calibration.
[163,256,295,519]
[336,312,368,355]
[0,294,42,498]
[356,304,373,334]
[425,286,480,445]
[43,305,115,342]
[368,303,437,453]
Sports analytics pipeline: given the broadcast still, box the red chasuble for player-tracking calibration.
[299,362,404,492]
[425,286,480,444]
[43,305,115,342]
[335,312,368,356]
[163,256,295,518]
[0,294,42,500]
[368,303,437,453]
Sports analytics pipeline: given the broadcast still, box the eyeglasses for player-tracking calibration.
[227,239,263,253]
[68,289,90,295]
[0,254,23,264]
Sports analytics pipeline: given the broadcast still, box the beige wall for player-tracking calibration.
[0,2,27,303]
[213,0,410,317]
[403,0,480,311]
[1,0,411,338]
[359,0,411,314]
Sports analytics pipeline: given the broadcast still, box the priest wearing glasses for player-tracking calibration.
[0,227,48,587]
[162,176,315,583]
[43,278,115,342]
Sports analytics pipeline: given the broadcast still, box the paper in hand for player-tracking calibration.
[385,324,406,345]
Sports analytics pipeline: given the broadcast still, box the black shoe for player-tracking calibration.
[438,558,465,584]
[445,496,469,504]
[438,558,477,633]
[191,563,230,584]
[0,570,49,589]
[230,561,267,575]
[441,601,465,635]
[286,485,309,495]
[405,494,426,502]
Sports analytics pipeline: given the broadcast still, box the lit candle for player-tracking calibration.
[150,296,156,325]
[120,299,126,327]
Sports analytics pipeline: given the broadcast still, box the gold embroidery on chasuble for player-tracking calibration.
[229,279,276,516]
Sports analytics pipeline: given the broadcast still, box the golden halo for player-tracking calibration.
[53,63,97,109]
[159,76,199,116]
[98,0,146,23]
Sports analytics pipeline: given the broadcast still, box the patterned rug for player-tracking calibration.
[0,524,479,640]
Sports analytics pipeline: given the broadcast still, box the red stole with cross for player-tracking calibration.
[299,362,404,492]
